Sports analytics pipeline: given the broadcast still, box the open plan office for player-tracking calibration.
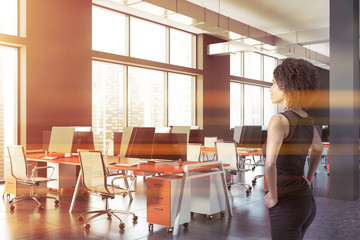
[0,0,359,239]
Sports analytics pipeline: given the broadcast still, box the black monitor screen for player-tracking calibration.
[238,125,262,148]
[322,125,329,142]
[71,132,95,153]
[126,127,155,159]
[151,133,187,161]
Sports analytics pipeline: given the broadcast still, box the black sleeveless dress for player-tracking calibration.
[265,110,314,200]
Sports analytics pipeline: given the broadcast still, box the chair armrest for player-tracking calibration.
[110,175,135,194]
[30,165,55,181]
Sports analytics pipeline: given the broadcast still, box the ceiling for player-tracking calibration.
[187,0,330,56]
[98,0,332,68]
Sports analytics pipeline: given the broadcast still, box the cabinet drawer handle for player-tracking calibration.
[154,197,163,199]
[154,207,163,210]
[154,184,163,186]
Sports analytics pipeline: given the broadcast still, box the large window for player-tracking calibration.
[264,87,277,125]
[0,46,18,179]
[264,55,277,82]
[92,6,127,55]
[92,61,196,149]
[130,17,167,63]
[0,0,17,36]
[170,28,194,68]
[244,52,261,80]
[92,61,125,151]
[128,67,166,127]
[244,85,261,125]
[230,52,278,128]
[92,5,197,149]
[230,53,241,77]
[230,82,277,127]
[168,73,195,126]
[230,82,242,127]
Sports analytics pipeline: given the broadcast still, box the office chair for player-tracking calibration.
[215,141,252,196]
[187,143,202,162]
[77,150,138,230]
[203,136,218,161]
[7,145,59,210]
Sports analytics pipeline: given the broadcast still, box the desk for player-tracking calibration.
[201,146,265,188]
[26,154,232,236]
[201,146,263,156]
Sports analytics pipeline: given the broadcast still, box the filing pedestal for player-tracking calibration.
[147,175,190,232]
[190,172,226,218]
[4,158,47,196]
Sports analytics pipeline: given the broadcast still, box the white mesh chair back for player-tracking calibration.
[187,143,202,161]
[215,141,238,170]
[7,145,29,181]
[78,150,109,194]
[204,137,218,148]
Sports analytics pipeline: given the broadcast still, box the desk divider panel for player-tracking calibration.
[126,127,155,159]
[152,133,187,161]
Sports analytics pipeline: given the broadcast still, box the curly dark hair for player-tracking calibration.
[273,58,320,109]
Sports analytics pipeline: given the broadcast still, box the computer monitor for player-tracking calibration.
[189,129,204,144]
[322,125,329,142]
[126,127,155,159]
[233,126,243,144]
[238,125,262,149]
[151,133,187,161]
[71,131,95,153]
[171,126,191,143]
[48,126,75,156]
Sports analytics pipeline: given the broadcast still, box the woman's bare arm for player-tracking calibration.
[264,114,289,208]
[307,127,323,183]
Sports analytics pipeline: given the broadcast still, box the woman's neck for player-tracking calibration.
[287,108,308,118]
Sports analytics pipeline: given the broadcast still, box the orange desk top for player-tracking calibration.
[26,153,223,175]
[201,146,263,156]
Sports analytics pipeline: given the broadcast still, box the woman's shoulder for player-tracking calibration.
[270,113,288,123]
[269,113,290,128]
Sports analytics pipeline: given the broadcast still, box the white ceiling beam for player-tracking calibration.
[142,0,329,68]
[276,27,329,46]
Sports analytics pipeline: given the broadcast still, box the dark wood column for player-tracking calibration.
[201,34,231,139]
[329,0,359,200]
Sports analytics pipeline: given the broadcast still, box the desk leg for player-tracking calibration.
[173,172,188,236]
[69,169,82,213]
[220,168,233,216]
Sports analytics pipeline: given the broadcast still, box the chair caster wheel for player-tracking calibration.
[119,222,125,229]
[78,216,84,221]
[38,205,44,210]
[227,185,231,191]
[54,200,59,205]
[84,223,90,229]
[148,223,154,231]
[183,222,189,228]
[132,215,138,221]
[252,180,256,185]
[246,190,251,196]
[10,205,15,211]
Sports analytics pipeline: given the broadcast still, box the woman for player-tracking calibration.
[264,58,323,240]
